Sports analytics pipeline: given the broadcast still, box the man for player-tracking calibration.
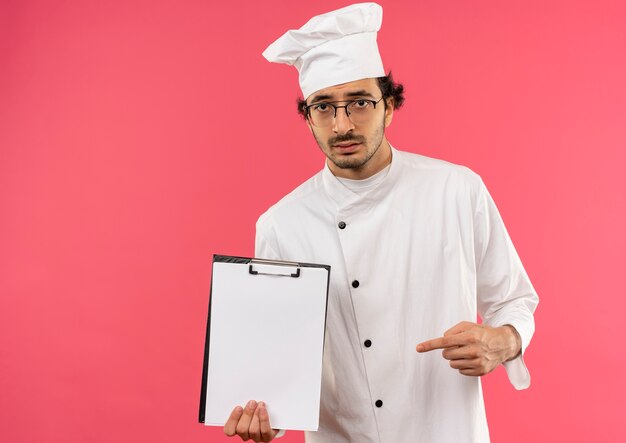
[223,3,538,442]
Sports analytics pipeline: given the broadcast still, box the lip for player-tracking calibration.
[332,142,361,153]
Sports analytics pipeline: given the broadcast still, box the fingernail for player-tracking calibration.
[416,345,424,352]
[248,400,257,408]
[258,401,265,407]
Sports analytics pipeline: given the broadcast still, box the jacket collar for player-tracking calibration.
[322,145,403,211]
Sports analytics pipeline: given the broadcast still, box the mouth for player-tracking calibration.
[332,142,362,153]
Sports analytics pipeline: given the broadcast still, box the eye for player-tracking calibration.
[352,99,370,109]
[312,103,332,113]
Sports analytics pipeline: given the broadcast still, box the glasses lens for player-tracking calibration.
[347,100,375,125]
[309,103,334,127]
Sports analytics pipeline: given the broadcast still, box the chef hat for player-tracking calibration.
[262,3,385,99]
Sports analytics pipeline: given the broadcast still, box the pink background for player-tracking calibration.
[1,0,625,441]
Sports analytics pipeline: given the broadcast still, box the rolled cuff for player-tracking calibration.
[489,312,535,390]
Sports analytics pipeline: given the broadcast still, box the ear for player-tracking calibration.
[384,97,394,128]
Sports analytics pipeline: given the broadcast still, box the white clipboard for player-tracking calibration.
[199,255,330,431]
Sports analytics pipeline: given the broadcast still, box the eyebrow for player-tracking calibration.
[308,94,333,103]
[345,90,376,98]
[308,89,377,104]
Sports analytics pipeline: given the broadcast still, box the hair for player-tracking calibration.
[296,71,405,119]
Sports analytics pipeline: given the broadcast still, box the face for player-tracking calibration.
[306,78,394,179]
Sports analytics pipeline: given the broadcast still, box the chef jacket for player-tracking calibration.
[255,147,539,443]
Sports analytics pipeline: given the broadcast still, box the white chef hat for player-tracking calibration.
[262,3,385,99]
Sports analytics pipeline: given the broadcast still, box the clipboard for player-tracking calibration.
[199,255,331,431]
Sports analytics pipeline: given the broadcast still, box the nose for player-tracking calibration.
[332,106,354,134]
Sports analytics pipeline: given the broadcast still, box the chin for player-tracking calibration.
[333,157,368,170]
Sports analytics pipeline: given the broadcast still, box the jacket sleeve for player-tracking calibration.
[255,213,283,260]
[473,179,539,390]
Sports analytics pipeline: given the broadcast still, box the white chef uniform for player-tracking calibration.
[255,147,538,443]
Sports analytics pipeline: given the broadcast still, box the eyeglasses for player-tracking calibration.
[305,98,384,127]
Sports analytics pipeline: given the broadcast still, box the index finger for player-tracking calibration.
[416,335,466,353]
[258,402,276,441]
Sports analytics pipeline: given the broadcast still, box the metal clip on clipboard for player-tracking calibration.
[248,259,301,278]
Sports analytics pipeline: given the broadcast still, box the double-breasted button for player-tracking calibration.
[338,221,346,229]
[351,280,360,288]
[375,400,383,408]
[364,339,372,348]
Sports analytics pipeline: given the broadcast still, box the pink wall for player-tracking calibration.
[1,1,624,441]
